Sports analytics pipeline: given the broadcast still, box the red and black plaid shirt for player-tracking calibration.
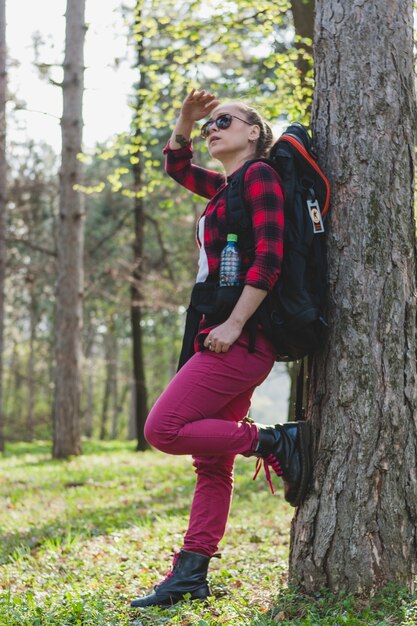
[163,141,284,292]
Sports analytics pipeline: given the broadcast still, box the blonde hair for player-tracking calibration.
[218,101,274,158]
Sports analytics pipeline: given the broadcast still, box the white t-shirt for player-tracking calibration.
[195,216,209,283]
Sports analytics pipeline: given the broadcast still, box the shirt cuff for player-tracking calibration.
[163,140,193,157]
[244,273,279,292]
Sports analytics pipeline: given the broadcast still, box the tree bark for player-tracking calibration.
[0,0,6,452]
[290,0,417,594]
[53,0,86,458]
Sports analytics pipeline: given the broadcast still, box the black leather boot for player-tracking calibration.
[254,421,312,507]
[130,550,211,608]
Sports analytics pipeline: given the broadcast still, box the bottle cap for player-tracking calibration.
[227,233,238,243]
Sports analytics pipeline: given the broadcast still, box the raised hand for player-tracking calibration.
[180,88,220,122]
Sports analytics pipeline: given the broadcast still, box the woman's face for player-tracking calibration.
[204,104,259,159]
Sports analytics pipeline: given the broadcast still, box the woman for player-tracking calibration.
[130,89,311,609]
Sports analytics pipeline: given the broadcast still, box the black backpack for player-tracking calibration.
[226,122,331,362]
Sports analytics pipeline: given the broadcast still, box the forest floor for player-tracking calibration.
[0,440,416,626]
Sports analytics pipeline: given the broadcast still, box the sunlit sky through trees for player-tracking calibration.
[7,0,137,151]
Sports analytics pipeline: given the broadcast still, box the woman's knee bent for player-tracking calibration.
[144,409,180,453]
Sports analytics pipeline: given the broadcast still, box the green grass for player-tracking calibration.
[0,440,416,625]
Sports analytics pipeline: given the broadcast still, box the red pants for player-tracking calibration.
[144,331,276,557]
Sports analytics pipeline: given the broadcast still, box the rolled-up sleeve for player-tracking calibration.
[243,162,284,291]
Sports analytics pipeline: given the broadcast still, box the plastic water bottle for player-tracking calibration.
[219,234,241,287]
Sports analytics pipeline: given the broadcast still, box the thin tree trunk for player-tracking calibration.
[290,0,417,594]
[290,0,314,117]
[83,330,95,438]
[100,332,113,440]
[110,334,119,439]
[85,368,94,438]
[130,192,149,450]
[53,0,86,458]
[291,0,314,33]
[116,381,129,439]
[27,280,37,442]
[128,380,137,440]
[2,341,13,423]
[131,2,149,451]
[5,340,18,424]
[0,0,6,452]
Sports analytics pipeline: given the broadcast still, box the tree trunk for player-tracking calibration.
[100,332,112,440]
[290,0,417,594]
[5,340,18,425]
[53,0,86,458]
[291,0,314,39]
[131,2,149,451]
[110,334,119,439]
[83,330,95,438]
[27,280,37,442]
[0,0,6,452]
[128,381,135,440]
[100,330,118,440]
[85,368,93,438]
[130,187,149,450]
[290,0,315,113]
[291,0,316,76]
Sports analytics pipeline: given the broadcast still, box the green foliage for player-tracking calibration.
[108,0,313,196]
[0,442,416,625]
[271,584,417,625]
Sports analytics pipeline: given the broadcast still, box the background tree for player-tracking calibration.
[290,0,417,594]
[53,0,86,458]
[290,0,314,116]
[0,0,5,453]
[130,0,149,449]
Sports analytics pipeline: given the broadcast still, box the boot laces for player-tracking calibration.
[253,454,283,495]
[155,552,180,589]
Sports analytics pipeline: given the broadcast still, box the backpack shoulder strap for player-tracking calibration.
[225,158,272,251]
[225,159,255,229]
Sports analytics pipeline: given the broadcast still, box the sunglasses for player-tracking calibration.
[200,113,252,139]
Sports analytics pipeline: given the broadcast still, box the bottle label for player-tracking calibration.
[219,242,241,287]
